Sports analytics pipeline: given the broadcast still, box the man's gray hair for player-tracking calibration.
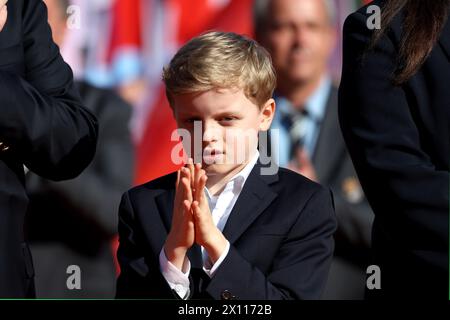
[253,0,337,35]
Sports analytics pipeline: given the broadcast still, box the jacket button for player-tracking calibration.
[0,142,9,152]
[221,290,232,300]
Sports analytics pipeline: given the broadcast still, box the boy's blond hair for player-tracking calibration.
[163,31,276,108]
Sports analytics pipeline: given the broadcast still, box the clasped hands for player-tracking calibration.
[164,159,228,272]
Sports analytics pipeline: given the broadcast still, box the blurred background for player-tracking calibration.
[25,0,374,300]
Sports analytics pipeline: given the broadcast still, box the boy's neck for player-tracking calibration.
[205,153,258,196]
[206,162,248,196]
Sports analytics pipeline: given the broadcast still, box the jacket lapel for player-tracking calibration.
[312,87,344,183]
[222,161,279,244]
[438,15,450,61]
[155,188,174,233]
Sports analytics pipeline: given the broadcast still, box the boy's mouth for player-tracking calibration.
[203,148,224,163]
[203,148,223,156]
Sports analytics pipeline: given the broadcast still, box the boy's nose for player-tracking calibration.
[202,123,221,143]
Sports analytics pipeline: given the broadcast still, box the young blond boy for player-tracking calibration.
[116,31,336,300]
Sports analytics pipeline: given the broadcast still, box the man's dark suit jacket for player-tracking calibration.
[312,87,373,261]
[339,0,449,299]
[311,86,374,299]
[0,0,98,297]
[25,81,133,298]
[116,161,337,300]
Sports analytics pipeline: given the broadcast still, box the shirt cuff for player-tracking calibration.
[159,248,191,299]
[203,241,230,278]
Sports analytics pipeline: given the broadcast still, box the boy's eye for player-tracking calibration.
[219,117,236,122]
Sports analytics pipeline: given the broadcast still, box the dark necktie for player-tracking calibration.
[280,107,309,161]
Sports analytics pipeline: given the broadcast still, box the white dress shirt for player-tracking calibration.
[159,150,260,299]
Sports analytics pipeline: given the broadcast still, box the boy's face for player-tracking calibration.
[172,88,275,176]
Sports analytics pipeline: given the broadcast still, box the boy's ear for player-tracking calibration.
[259,98,276,132]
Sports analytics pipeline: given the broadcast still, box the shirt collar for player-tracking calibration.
[275,75,332,123]
[205,150,260,199]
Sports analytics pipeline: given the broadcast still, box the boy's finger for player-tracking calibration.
[176,169,181,188]
[178,168,188,192]
[181,176,190,195]
[186,158,194,189]
[194,163,202,200]
[182,166,191,186]
[181,176,193,202]
[174,169,182,204]
[198,173,207,203]
[192,201,202,220]
[182,200,191,214]
[180,166,186,178]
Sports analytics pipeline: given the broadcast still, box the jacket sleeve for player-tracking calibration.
[27,91,134,236]
[0,0,97,180]
[338,11,448,247]
[115,191,179,299]
[204,187,337,300]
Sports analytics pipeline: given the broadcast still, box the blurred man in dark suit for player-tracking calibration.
[25,0,134,298]
[0,0,98,297]
[254,0,374,299]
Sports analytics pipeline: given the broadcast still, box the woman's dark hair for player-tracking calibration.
[372,0,450,85]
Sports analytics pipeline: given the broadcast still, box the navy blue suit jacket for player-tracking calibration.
[116,161,337,300]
